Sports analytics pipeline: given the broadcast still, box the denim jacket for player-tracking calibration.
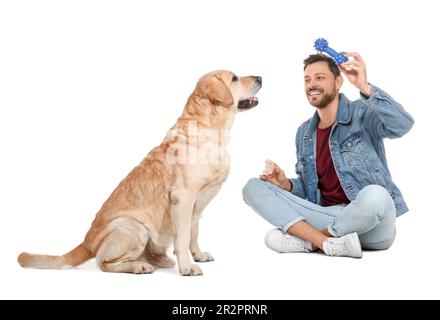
[289,85,414,216]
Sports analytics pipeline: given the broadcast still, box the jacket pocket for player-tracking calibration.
[340,133,367,167]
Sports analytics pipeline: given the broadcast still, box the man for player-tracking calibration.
[242,53,414,258]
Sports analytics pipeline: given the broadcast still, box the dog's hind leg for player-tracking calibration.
[95,217,156,274]
[144,241,176,268]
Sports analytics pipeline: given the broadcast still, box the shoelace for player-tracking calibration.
[327,239,348,256]
[282,235,305,249]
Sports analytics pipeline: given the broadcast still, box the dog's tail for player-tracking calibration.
[17,243,93,269]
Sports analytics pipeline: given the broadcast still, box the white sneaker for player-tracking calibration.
[265,229,314,253]
[323,232,363,258]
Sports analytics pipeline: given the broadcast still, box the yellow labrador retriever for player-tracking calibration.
[18,70,262,276]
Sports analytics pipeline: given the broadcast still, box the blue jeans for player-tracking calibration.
[242,178,397,250]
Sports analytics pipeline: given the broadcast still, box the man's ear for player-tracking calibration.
[336,75,343,90]
[201,76,234,107]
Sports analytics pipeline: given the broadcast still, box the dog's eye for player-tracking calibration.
[232,75,238,82]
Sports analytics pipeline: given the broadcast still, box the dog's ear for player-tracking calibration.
[200,75,234,107]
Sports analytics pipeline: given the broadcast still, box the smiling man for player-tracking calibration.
[242,53,414,258]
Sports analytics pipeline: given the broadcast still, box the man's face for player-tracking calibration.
[304,61,341,109]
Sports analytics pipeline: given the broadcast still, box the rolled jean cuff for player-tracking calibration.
[282,216,306,233]
[327,220,339,237]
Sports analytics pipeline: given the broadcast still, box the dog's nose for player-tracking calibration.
[253,76,262,87]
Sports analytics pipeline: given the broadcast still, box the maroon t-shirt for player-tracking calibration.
[316,125,350,206]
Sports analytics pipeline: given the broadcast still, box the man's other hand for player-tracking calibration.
[260,159,292,191]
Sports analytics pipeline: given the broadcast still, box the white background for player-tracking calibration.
[1,0,439,300]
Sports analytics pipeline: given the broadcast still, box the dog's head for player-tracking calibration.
[193,70,262,113]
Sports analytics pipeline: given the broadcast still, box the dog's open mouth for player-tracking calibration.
[238,97,259,110]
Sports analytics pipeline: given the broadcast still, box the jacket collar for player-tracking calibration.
[304,93,351,138]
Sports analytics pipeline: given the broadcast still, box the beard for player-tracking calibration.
[309,88,337,109]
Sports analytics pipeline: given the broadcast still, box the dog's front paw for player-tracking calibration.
[192,251,214,262]
[180,264,203,276]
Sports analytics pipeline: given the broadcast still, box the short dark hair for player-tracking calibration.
[303,54,340,78]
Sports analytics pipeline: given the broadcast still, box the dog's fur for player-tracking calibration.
[18,70,261,276]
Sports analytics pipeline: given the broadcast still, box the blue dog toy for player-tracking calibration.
[314,38,348,65]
